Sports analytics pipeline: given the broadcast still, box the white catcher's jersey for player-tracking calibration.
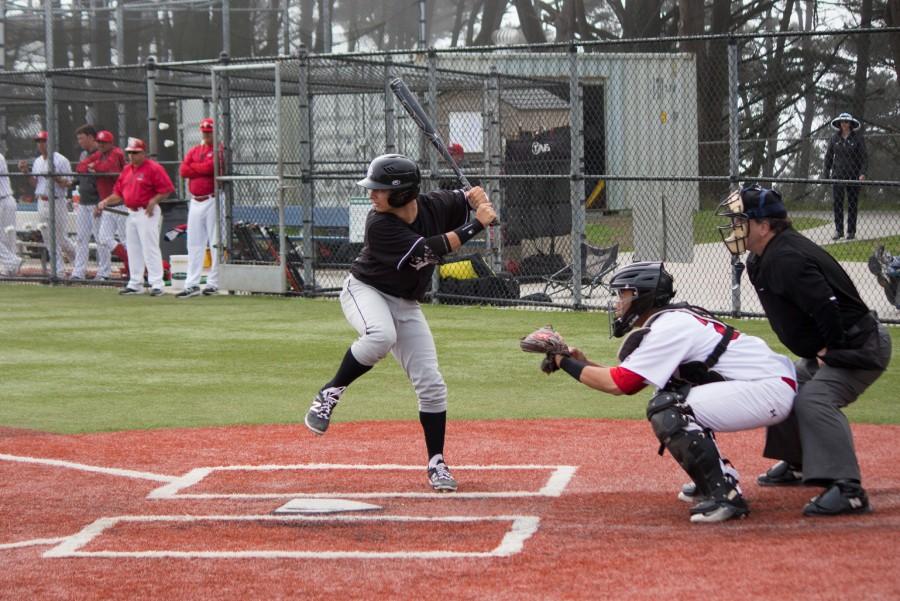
[620,310,796,390]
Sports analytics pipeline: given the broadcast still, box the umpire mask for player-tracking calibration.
[716,185,787,255]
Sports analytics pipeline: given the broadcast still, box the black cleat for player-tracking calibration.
[803,481,871,516]
[757,460,803,486]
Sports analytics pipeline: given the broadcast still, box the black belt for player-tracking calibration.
[193,194,212,201]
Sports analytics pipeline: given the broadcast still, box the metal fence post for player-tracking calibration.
[298,48,314,289]
[485,65,502,273]
[569,44,584,306]
[426,50,440,302]
[275,61,286,294]
[728,36,744,317]
[115,1,126,146]
[44,0,58,281]
[384,54,396,153]
[146,56,158,158]
[219,52,234,261]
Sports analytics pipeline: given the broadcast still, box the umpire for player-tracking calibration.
[717,184,891,516]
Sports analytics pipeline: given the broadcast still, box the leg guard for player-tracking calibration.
[647,390,736,500]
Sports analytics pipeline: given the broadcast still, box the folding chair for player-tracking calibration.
[542,241,619,299]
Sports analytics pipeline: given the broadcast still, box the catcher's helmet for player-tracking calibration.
[607,261,675,338]
[715,184,786,255]
[358,154,421,207]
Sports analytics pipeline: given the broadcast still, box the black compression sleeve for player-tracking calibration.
[560,356,587,382]
[424,234,452,257]
[453,220,485,245]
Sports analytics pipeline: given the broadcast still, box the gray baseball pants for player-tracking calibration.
[340,274,448,413]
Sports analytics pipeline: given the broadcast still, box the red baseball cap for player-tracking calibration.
[34,131,48,142]
[448,142,464,157]
[200,118,214,132]
[96,130,114,143]
[125,137,147,152]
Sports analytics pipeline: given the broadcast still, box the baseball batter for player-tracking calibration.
[0,151,21,276]
[304,153,496,492]
[95,137,174,295]
[176,118,221,298]
[19,131,76,277]
[522,262,797,523]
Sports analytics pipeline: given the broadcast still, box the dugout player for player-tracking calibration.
[717,185,891,516]
[91,130,128,280]
[539,261,797,523]
[303,153,496,492]
[95,138,174,296]
[176,118,221,298]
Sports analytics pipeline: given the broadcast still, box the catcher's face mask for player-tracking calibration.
[607,288,648,338]
[716,189,750,256]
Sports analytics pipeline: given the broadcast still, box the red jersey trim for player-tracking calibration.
[609,366,647,395]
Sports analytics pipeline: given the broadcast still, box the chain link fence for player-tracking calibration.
[1,30,898,321]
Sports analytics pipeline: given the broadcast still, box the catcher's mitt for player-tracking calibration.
[520,325,571,374]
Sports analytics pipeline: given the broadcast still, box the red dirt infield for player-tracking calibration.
[1,419,899,600]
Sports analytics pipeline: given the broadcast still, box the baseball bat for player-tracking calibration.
[389,77,473,191]
[103,207,129,216]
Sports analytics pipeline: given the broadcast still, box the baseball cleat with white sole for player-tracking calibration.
[427,462,458,492]
[304,386,345,435]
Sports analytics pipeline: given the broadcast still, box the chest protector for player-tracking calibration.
[624,303,735,388]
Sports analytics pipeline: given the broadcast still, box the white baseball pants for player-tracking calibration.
[125,208,164,290]
[97,210,126,278]
[71,203,109,279]
[686,377,796,433]
[0,195,20,274]
[38,198,76,275]
[184,195,221,289]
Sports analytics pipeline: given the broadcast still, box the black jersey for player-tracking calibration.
[747,228,870,358]
[350,189,470,301]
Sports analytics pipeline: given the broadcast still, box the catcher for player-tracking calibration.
[520,261,797,523]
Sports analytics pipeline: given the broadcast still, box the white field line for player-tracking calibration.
[0,453,176,482]
[146,464,579,500]
[0,537,68,550]
[43,514,542,560]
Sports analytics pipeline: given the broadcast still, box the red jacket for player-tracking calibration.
[179,143,219,197]
[113,159,175,209]
[83,147,127,200]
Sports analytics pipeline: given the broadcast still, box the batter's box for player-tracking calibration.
[43,514,541,559]
[147,463,578,499]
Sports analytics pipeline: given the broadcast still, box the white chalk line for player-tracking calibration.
[0,453,176,483]
[43,514,542,559]
[0,537,68,550]
[147,463,579,500]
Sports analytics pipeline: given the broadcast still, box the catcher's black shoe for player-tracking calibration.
[304,386,345,435]
[689,492,750,523]
[757,460,803,486]
[803,481,871,517]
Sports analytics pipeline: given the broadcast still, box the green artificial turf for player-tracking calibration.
[0,284,897,433]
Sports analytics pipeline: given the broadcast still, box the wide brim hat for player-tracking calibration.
[831,112,860,130]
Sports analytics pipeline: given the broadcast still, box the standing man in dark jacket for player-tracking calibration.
[71,124,102,280]
[823,112,867,241]
[717,184,891,516]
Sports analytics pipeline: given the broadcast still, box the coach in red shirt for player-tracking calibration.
[95,138,174,295]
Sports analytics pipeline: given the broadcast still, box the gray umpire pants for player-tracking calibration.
[762,323,892,485]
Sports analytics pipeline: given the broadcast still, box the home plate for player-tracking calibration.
[273,498,382,514]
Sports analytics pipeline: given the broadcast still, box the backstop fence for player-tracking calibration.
[1,29,898,321]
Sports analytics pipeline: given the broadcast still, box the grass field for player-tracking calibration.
[1,284,897,433]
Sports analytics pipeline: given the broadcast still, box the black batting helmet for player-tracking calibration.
[358,154,421,207]
[607,261,675,337]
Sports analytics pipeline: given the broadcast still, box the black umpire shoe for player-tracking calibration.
[803,480,871,516]
[757,460,803,486]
